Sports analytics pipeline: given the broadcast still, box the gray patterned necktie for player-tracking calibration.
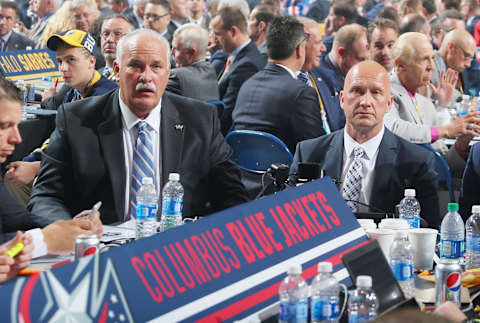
[342,146,366,212]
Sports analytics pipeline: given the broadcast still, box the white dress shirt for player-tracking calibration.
[341,126,385,211]
[276,63,297,79]
[119,92,162,219]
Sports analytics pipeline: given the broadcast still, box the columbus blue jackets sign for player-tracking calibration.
[0,178,368,322]
[0,49,59,80]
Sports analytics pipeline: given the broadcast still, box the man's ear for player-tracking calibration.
[258,21,266,33]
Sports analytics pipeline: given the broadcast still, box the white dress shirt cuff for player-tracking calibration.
[26,228,48,258]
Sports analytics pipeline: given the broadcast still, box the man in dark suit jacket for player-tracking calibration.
[459,142,480,221]
[290,61,440,228]
[212,7,267,134]
[167,23,219,101]
[29,29,249,225]
[0,1,35,51]
[233,16,325,152]
[144,0,174,44]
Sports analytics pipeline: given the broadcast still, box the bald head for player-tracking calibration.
[439,28,476,72]
[341,61,393,143]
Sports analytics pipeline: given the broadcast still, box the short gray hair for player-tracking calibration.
[70,0,97,13]
[392,32,428,64]
[218,0,249,21]
[116,28,171,68]
[173,23,208,58]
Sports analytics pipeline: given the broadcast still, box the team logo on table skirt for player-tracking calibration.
[11,253,133,323]
[446,272,461,292]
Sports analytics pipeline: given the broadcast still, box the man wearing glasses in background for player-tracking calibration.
[98,14,135,81]
[144,0,174,44]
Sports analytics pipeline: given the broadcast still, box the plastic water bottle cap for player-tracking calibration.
[317,262,332,273]
[447,203,459,211]
[142,177,153,185]
[393,230,408,239]
[404,189,416,197]
[287,265,302,275]
[169,173,180,181]
[356,275,372,288]
[472,205,480,213]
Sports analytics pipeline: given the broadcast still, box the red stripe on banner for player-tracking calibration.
[18,273,41,323]
[196,239,370,323]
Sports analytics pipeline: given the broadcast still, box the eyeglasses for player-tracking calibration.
[144,13,169,21]
[296,33,310,48]
[457,45,474,62]
[101,31,126,40]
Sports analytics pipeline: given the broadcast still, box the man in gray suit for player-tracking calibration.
[27,0,62,47]
[0,1,35,51]
[384,32,480,172]
[167,23,219,101]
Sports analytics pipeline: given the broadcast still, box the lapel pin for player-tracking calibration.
[175,124,184,131]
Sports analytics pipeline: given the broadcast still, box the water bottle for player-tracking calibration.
[347,276,378,323]
[136,177,158,238]
[440,203,464,262]
[389,231,415,299]
[465,205,480,270]
[398,189,420,228]
[160,173,184,232]
[458,94,471,116]
[278,265,309,323]
[311,262,340,323]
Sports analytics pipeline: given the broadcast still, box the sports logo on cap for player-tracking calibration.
[47,29,97,55]
[446,272,461,292]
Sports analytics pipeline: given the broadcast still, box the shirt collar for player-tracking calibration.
[1,30,12,43]
[343,126,385,161]
[228,39,251,63]
[118,90,161,133]
[275,63,297,79]
[257,41,266,52]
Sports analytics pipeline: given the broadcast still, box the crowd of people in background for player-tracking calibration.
[0,0,480,286]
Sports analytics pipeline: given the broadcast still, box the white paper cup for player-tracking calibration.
[358,219,377,234]
[378,218,409,230]
[366,228,394,259]
[408,228,438,270]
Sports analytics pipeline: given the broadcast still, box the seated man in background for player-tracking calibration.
[0,1,35,51]
[290,61,440,228]
[368,18,399,74]
[384,32,480,173]
[0,77,102,263]
[233,16,325,152]
[167,23,219,102]
[4,30,118,206]
[29,29,249,225]
[98,14,135,81]
[70,0,100,33]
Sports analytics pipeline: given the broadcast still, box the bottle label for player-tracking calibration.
[348,313,370,323]
[312,299,339,321]
[136,204,157,220]
[161,199,183,215]
[466,233,480,252]
[279,300,308,323]
[441,239,464,258]
[391,262,413,281]
[400,215,419,228]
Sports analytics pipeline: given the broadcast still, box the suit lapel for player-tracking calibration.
[369,129,397,209]
[161,94,185,188]
[391,74,422,124]
[218,42,252,83]
[323,131,344,180]
[97,90,126,220]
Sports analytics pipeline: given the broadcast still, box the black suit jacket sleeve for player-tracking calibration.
[207,105,250,212]
[459,144,480,221]
[291,88,326,145]
[40,85,69,110]
[166,71,182,96]
[414,153,441,228]
[0,182,46,243]
[28,104,74,223]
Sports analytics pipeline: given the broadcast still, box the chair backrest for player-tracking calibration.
[418,144,455,202]
[225,130,294,173]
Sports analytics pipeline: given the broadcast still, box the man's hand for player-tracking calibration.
[434,301,467,322]
[42,213,103,255]
[438,111,480,139]
[429,68,458,108]
[0,231,33,283]
[5,161,41,187]
[41,86,57,101]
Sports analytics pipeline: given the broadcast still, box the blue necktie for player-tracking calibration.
[129,121,155,219]
[297,72,312,87]
[342,146,366,212]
